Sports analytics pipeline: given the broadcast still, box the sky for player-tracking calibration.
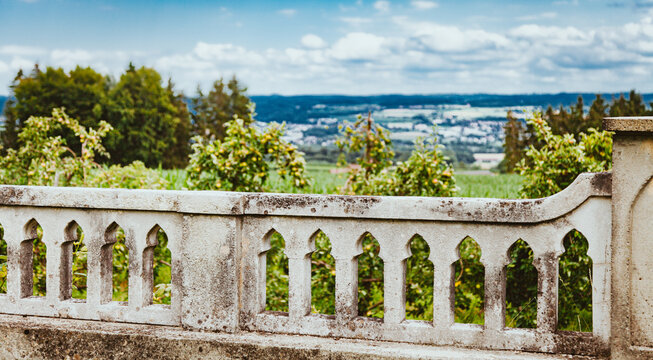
[1,0,653,95]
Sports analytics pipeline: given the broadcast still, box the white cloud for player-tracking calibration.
[373,0,390,12]
[4,8,653,95]
[193,42,266,66]
[330,32,388,60]
[301,34,328,49]
[397,18,509,52]
[0,45,46,56]
[517,12,557,21]
[509,24,590,46]
[277,9,297,17]
[411,1,438,10]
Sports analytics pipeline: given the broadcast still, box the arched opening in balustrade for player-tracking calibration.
[357,233,383,318]
[23,219,46,297]
[0,224,6,294]
[558,229,592,332]
[506,239,537,328]
[310,230,335,315]
[145,225,172,305]
[454,236,484,325]
[104,222,129,303]
[63,221,87,300]
[264,230,288,312]
[406,234,433,321]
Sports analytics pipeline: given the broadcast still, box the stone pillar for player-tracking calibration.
[179,214,240,332]
[604,117,653,360]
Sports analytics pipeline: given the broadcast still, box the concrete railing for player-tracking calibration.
[0,117,651,360]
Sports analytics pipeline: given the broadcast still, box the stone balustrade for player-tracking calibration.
[0,117,651,360]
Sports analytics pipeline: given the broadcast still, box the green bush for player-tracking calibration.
[185,116,309,192]
[0,108,112,187]
[517,112,612,199]
[90,161,169,190]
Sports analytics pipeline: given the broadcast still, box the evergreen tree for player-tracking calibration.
[609,90,648,117]
[502,90,651,172]
[502,111,527,173]
[105,64,181,167]
[191,76,252,140]
[163,79,192,168]
[587,94,607,129]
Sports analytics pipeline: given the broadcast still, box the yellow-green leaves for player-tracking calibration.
[185,117,310,192]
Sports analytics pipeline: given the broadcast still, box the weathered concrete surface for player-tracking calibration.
[604,117,653,360]
[0,315,601,360]
[0,171,610,222]
[180,215,240,332]
[603,116,653,132]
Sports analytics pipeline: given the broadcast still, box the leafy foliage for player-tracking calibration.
[510,113,609,330]
[336,113,456,197]
[266,232,289,312]
[0,108,112,186]
[454,238,484,324]
[517,112,612,199]
[2,65,191,168]
[90,161,169,190]
[1,65,109,151]
[506,240,537,328]
[406,236,434,320]
[311,232,335,314]
[502,90,650,172]
[192,76,252,141]
[105,64,185,168]
[185,116,309,192]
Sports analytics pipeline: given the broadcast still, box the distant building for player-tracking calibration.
[473,153,504,170]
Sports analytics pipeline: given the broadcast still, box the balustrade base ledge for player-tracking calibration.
[0,314,602,360]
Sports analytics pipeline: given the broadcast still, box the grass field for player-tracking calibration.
[163,163,524,198]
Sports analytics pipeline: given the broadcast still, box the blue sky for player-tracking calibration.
[1,0,653,95]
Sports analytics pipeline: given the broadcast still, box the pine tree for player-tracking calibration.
[502,111,527,173]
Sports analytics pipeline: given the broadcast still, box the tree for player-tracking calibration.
[502,91,651,172]
[163,79,192,168]
[587,94,607,129]
[105,64,187,168]
[609,90,649,117]
[502,111,528,173]
[191,76,252,141]
[1,65,109,152]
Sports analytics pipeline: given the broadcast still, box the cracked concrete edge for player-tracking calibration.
[0,314,602,360]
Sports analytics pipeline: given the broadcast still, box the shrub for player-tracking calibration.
[90,161,169,190]
[185,117,310,192]
[517,112,612,198]
[0,108,112,187]
[336,113,456,197]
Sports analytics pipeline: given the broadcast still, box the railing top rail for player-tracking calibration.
[604,116,653,132]
[0,172,611,223]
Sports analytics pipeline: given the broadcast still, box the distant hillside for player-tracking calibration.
[250,93,653,124]
[0,95,6,112]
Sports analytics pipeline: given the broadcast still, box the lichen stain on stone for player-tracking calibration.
[589,172,612,195]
